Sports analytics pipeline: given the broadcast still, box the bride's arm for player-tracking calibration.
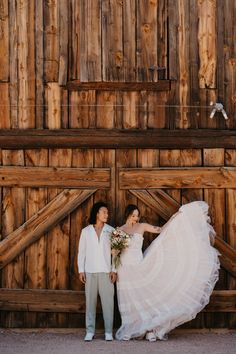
[141,210,181,235]
[141,223,162,234]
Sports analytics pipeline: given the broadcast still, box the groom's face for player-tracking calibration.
[96,207,109,223]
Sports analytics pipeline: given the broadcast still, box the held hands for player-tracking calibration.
[79,272,86,284]
[111,249,120,257]
[109,272,117,283]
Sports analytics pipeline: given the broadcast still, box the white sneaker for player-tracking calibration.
[122,335,130,341]
[146,331,156,342]
[105,333,113,341]
[84,332,94,341]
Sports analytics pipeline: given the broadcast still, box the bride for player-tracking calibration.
[115,201,220,341]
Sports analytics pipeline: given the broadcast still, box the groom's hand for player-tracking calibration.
[109,272,117,283]
[79,272,86,284]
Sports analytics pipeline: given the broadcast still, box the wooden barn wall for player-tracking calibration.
[0,147,236,328]
[0,0,236,329]
[0,0,235,129]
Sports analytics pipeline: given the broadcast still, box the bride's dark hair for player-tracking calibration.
[124,204,140,222]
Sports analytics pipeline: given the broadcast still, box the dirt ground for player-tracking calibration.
[0,329,236,354]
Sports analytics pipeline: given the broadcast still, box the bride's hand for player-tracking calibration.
[111,249,120,257]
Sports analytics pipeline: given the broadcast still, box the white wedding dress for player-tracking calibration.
[115,201,220,340]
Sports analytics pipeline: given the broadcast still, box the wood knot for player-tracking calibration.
[229,58,236,66]
[142,24,151,33]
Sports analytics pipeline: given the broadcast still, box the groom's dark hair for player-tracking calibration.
[89,201,108,224]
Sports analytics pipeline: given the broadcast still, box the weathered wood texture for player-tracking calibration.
[119,167,236,189]
[66,81,171,91]
[0,0,236,330]
[0,189,96,269]
[0,0,235,128]
[0,148,236,329]
[1,129,236,149]
[0,288,235,313]
[0,167,110,188]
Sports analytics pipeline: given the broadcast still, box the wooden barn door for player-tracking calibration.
[117,147,236,329]
[0,148,236,328]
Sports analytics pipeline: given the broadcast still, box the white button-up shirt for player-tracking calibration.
[78,224,115,273]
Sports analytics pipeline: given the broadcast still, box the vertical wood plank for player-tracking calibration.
[69,0,80,80]
[203,149,225,243]
[69,149,94,327]
[61,88,69,128]
[58,0,69,85]
[80,0,101,81]
[27,0,36,128]
[189,0,200,128]
[198,0,217,88]
[138,91,148,129]
[1,150,25,327]
[0,83,10,128]
[94,149,115,225]
[166,0,178,129]
[136,0,157,79]
[226,188,236,328]
[17,0,35,128]
[47,148,72,327]
[204,148,226,328]
[215,0,224,103]
[69,90,96,128]
[123,0,136,81]
[35,0,44,128]
[137,149,160,250]
[24,149,48,327]
[96,92,116,128]
[102,0,123,81]
[225,148,236,328]
[9,0,18,128]
[177,0,190,128]
[116,149,137,226]
[180,148,203,328]
[147,91,166,128]
[0,0,9,81]
[45,83,61,129]
[224,0,236,128]
[44,0,59,82]
[122,92,138,129]
[157,0,168,71]
[123,0,137,129]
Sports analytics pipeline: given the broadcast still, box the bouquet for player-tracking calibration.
[110,228,132,268]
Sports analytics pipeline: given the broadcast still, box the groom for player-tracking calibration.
[78,201,117,341]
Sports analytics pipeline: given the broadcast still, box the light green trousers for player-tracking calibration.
[85,272,114,334]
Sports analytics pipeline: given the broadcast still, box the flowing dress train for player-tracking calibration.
[115,201,220,340]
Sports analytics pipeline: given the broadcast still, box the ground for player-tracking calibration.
[0,329,236,354]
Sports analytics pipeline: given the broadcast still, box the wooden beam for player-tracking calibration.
[0,189,96,269]
[0,288,86,313]
[0,288,235,313]
[215,236,236,278]
[120,167,236,189]
[1,129,236,149]
[204,290,236,313]
[66,80,171,91]
[0,167,110,188]
[129,189,179,220]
